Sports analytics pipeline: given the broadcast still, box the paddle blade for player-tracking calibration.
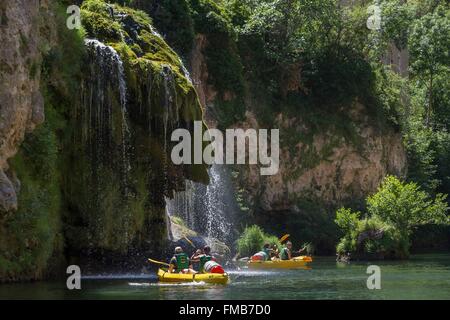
[184,236,195,248]
[279,234,290,243]
[148,258,170,267]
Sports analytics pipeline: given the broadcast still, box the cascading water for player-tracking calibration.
[152,27,237,244]
[80,39,133,248]
[165,164,238,245]
[204,165,234,241]
[61,3,210,273]
[84,39,131,190]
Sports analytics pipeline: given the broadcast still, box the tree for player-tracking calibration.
[367,175,449,236]
[335,175,449,259]
[132,0,196,56]
[409,5,450,126]
[335,207,361,235]
[239,0,344,66]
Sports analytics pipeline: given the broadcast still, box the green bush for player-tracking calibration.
[236,225,281,257]
[335,176,449,259]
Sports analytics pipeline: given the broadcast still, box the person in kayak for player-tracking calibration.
[190,248,203,271]
[271,244,280,260]
[251,243,273,261]
[191,245,213,272]
[168,246,196,274]
[262,243,273,260]
[280,241,306,260]
[191,245,225,274]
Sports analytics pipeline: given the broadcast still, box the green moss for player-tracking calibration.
[236,225,281,257]
[19,31,29,56]
[0,0,86,281]
[0,104,64,281]
[56,0,208,255]
[131,0,195,56]
[0,1,7,26]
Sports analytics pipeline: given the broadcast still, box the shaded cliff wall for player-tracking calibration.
[0,0,45,213]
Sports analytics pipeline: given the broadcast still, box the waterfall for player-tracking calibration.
[80,39,133,248]
[149,24,192,84]
[165,164,238,244]
[84,39,131,191]
[204,165,233,241]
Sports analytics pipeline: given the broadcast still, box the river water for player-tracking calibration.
[1,254,449,300]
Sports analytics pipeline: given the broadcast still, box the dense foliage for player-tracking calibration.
[336,176,449,259]
[236,225,280,257]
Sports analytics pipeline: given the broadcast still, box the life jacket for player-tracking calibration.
[199,254,212,272]
[203,260,225,274]
[280,247,290,260]
[173,253,189,270]
[251,251,269,261]
[204,260,225,274]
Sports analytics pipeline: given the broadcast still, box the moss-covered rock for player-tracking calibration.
[62,0,208,256]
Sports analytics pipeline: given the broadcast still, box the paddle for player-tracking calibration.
[148,258,170,267]
[279,234,290,243]
[183,236,196,248]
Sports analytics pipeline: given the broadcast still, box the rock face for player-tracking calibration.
[0,0,44,213]
[235,108,407,212]
[169,216,230,259]
[190,34,218,126]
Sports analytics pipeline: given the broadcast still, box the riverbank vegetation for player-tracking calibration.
[236,225,280,257]
[335,176,449,259]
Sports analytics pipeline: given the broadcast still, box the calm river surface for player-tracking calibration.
[1,254,449,300]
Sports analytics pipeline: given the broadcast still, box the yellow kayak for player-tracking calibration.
[157,268,229,285]
[247,256,313,269]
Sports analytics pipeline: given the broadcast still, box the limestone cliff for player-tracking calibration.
[0,0,45,213]
[233,107,406,211]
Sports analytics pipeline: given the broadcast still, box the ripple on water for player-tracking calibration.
[82,274,156,280]
[129,281,208,287]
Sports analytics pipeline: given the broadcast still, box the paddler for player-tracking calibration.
[262,243,273,260]
[191,245,225,274]
[191,248,203,271]
[251,243,272,261]
[271,244,280,260]
[168,246,196,274]
[280,241,306,260]
[191,245,214,273]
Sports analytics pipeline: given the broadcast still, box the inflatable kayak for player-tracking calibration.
[247,256,313,269]
[157,268,229,285]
